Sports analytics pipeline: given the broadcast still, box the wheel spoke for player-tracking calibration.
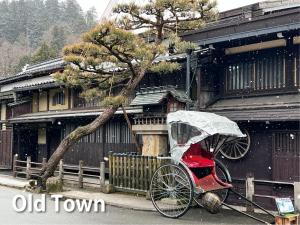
[150,164,193,218]
[220,129,250,160]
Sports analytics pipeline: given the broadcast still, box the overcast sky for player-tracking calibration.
[77,0,264,18]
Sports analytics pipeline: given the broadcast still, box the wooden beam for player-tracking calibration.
[121,106,141,153]
[225,39,286,55]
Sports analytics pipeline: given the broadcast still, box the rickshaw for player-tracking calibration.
[150,111,275,224]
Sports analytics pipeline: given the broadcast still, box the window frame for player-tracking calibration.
[223,47,299,97]
[52,90,65,106]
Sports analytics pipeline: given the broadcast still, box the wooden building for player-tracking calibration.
[0,58,144,168]
[0,56,190,169]
[0,0,299,209]
[180,0,300,207]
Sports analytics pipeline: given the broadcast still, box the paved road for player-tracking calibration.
[0,186,268,225]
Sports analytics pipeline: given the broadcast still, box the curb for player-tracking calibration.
[0,179,278,215]
[57,193,156,212]
[0,183,26,190]
[0,176,28,190]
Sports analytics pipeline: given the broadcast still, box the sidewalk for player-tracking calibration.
[0,174,155,211]
[0,174,275,215]
[57,189,156,211]
[0,174,29,189]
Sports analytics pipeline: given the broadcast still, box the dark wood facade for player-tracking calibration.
[0,1,298,209]
[179,1,300,208]
[0,130,12,169]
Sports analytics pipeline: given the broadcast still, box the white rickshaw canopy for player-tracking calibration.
[167,111,246,162]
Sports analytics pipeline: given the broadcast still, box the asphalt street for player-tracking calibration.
[0,186,269,225]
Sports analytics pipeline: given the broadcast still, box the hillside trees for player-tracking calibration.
[0,0,98,76]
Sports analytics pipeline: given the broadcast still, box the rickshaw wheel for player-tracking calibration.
[212,160,232,203]
[150,163,193,218]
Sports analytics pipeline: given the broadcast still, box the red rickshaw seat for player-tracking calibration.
[182,155,214,168]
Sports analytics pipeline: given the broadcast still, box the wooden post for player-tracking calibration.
[108,151,113,185]
[121,106,141,152]
[58,159,64,183]
[100,162,105,186]
[127,154,131,188]
[119,154,123,187]
[42,158,47,168]
[136,155,140,190]
[144,156,148,190]
[124,154,128,188]
[148,157,153,191]
[115,155,119,187]
[42,158,47,166]
[13,154,18,178]
[246,173,255,213]
[78,160,83,188]
[294,182,300,212]
[132,156,136,189]
[26,156,31,180]
[112,154,116,187]
[141,155,144,190]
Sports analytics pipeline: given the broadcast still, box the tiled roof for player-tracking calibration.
[0,58,66,84]
[153,53,187,63]
[210,108,300,121]
[0,53,187,85]
[23,58,65,74]
[9,106,143,123]
[130,86,191,106]
[207,94,300,111]
[180,0,300,45]
[199,0,300,31]
[1,75,56,93]
[206,93,300,121]
[13,76,58,91]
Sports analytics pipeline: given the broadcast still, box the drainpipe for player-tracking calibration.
[186,49,193,110]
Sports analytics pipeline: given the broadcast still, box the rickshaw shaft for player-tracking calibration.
[222,202,272,225]
[229,189,275,218]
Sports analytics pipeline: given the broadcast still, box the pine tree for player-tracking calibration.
[39,0,218,186]
[63,0,87,34]
[0,0,98,76]
[45,0,61,28]
[85,7,98,29]
[14,55,31,73]
[51,26,66,56]
[31,42,56,63]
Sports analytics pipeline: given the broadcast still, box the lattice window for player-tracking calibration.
[52,91,65,106]
[225,54,285,92]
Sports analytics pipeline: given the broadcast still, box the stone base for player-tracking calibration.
[145,191,151,200]
[46,177,63,193]
[99,184,115,194]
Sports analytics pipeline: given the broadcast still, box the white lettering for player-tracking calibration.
[51,194,63,212]
[34,194,46,212]
[64,199,75,213]
[28,194,32,212]
[12,194,105,213]
[12,195,27,213]
[76,199,93,212]
[93,199,105,212]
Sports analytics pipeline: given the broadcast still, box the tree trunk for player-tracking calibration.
[38,69,146,187]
